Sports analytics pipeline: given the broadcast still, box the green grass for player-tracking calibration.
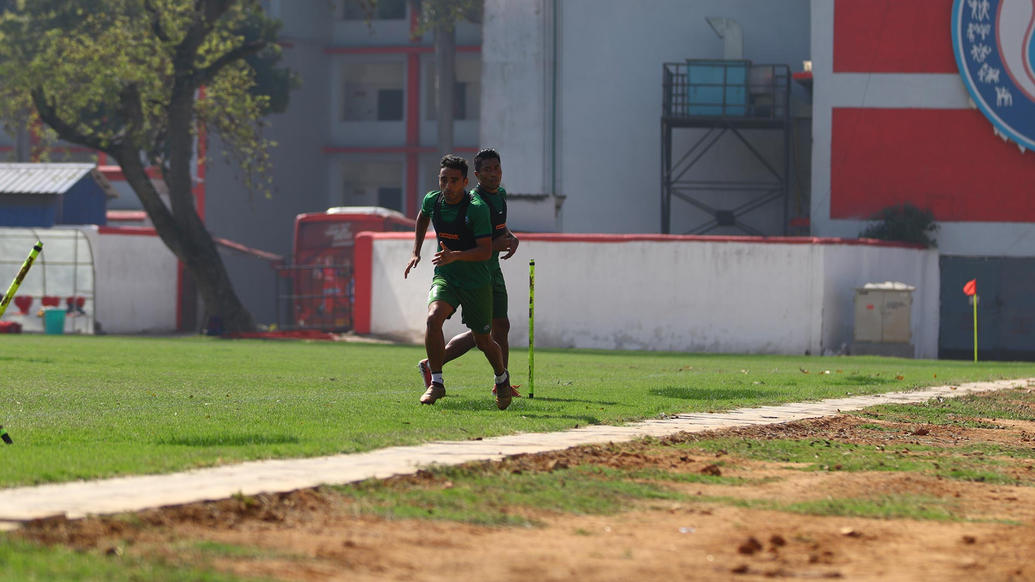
[852,389,1035,428]
[1,334,1034,487]
[686,437,1028,484]
[0,535,267,582]
[697,494,969,522]
[335,463,695,526]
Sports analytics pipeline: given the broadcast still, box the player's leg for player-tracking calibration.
[488,268,520,396]
[491,267,510,366]
[424,300,453,373]
[441,330,476,364]
[472,331,511,410]
[459,283,511,410]
[491,316,510,368]
[420,278,458,405]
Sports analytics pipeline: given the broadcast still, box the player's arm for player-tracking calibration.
[500,226,519,260]
[404,210,431,278]
[434,235,491,265]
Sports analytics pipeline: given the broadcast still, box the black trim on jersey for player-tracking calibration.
[431,192,477,251]
[476,186,508,239]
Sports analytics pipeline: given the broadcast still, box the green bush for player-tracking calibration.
[859,204,938,248]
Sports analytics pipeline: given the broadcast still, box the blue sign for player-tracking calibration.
[953,0,1035,150]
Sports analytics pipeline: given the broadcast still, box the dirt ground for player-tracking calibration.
[15,395,1035,582]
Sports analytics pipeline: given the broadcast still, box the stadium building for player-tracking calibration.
[2,1,1034,359]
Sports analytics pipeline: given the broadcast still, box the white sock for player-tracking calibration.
[494,370,509,385]
[431,372,443,385]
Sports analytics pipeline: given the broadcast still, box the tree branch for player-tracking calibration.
[196,39,269,85]
[30,87,112,153]
[144,0,171,42]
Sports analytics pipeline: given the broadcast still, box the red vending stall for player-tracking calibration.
[286,206,412,331]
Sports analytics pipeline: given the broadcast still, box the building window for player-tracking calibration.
[337,159,404,212]
[377,187,403,211]
[424,57,481,121]
[377,89,404,121]
[340,0,406,20]
[341,62,405,122]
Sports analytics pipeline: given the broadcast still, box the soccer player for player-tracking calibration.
[417,149,520,398]
[404,154,513,410]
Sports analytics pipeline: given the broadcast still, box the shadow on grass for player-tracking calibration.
[0,356,54,364]
[506,413,602,424]
[835,375,898,386]
[157,434,300,446]
[434,395,612,410]
[525,396,619,405]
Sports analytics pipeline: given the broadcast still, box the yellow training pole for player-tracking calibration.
[0,240,42,445]
[528,258,535,399]
[972,295,978,363]
[0,240,43,319]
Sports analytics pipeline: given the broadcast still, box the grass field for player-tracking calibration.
[1,334,1034,488]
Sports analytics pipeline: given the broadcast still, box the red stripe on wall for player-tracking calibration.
[831,108,1035,221]
[360,232,926,249]
[834,0,957,73]
[353,233,374,334]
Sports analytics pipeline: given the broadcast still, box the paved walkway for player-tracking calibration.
[0,378,1028,529]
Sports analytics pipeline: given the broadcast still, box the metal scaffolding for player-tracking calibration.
[661,60,792,235]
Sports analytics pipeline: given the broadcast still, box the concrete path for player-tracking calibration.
[0,378,1028,529]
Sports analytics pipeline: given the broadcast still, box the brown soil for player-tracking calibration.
[15,392,1035,582]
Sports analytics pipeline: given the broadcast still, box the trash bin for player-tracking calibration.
[43,308,65,335]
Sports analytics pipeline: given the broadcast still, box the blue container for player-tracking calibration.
[44,308,65,335]
[687,59,749,116]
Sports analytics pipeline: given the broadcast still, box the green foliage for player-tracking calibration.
[416,0,482,34]
[859,203,939,248]
[0,0,292,191]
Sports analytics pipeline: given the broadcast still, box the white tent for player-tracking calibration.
[0,228,95,334]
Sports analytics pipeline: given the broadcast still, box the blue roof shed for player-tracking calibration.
[0,163,117,227]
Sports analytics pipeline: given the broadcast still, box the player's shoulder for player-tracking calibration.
[468,191,489,208]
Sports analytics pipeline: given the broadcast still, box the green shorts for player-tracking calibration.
[428,276,493,334]
[490,265,508,320]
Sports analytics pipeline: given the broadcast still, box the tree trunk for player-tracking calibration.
[435,20,455,157]
[113,81,257,334]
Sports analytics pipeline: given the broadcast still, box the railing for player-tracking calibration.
[663,60,790,120]
[274,264,354,331]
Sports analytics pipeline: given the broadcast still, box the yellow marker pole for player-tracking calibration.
[0,240,43,319]
[528,258,535,399]
[0,240,42,444]
[972,295,978,363]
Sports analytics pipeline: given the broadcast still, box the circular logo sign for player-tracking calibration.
[952,0,1035,150]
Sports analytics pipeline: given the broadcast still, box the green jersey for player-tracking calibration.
[472,185,508,269]
[421,190,492,289]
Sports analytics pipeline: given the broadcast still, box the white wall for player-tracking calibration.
[820,245,940,358]
[366,234,939,358]
[88,229,179,334]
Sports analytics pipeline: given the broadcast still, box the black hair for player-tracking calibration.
[473,148,501,172]
[440,154,468,179]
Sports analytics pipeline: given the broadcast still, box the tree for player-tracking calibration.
[859,203,939,248]
[414,0,481,156]
[0,0,295,333]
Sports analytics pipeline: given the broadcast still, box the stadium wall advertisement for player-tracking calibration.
[354,233,939,358]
